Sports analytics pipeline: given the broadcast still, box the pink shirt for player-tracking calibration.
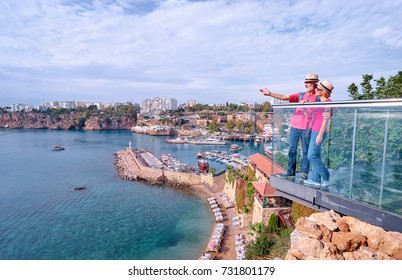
[289,92,319,130]
[311,99,332,132]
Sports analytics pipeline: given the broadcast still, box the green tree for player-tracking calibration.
[262,101,273,112]
[348,83,359,100]
[267,213,279,234]
[361,74,374,100]
[347,71,402,100]
[207,119,220,132]
[249,222,265,236]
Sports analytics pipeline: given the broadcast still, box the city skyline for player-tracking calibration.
[1,0,401,106]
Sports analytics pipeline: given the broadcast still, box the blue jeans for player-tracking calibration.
[307,131,329,183]
[287,127,311,176]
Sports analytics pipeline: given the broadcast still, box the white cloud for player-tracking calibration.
[373,26,402,48]
[0,0,401,105]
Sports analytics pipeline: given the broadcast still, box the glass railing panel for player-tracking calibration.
[271,99,402,216]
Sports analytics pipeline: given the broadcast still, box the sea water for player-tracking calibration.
[0,129,264,260]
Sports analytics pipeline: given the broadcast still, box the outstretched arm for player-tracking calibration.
[260,88,290,101]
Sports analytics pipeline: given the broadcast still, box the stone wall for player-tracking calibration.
[163,169,203,186]
[286,210,402,260]
[222,173,237,202]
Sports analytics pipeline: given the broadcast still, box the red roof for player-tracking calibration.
[248,153,286,176]
[252,181,279,197]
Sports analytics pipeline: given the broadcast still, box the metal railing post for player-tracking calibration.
[348,109,358,198]
[379,110,390,209]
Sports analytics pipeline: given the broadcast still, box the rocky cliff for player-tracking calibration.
[286,210,402,260]
[0,112,137,130]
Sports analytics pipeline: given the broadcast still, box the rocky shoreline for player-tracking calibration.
[0,112,137,130]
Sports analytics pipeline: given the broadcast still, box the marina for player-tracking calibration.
[115,145,254,260]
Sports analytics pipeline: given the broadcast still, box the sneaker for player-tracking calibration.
[321,180,329,187]
[300,173,308,180]
[277,173,294,178]
[303,179,321,187]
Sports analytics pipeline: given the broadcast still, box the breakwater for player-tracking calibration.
[114,148,219,192]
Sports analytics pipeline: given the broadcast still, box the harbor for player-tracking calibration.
[114,145,250,260]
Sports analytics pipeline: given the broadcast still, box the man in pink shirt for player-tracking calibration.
[260,74,320,179]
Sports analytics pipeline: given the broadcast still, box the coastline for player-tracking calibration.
[114,148,241,260]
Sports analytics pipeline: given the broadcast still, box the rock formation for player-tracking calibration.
[285,210,402,260]
[0,112,137,130]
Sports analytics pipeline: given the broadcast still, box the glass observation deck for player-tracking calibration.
[268,98,402,232]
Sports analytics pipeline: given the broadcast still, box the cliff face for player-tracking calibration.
[84,115,137,130]
[0,112,137,130]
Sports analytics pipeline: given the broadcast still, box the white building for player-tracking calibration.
[9,104,34,112]
[59,101,76,109]
[140,97,178,115]
[164,98,178,111]
[187,99,196,107]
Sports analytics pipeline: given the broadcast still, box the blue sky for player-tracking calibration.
[1,0,401,106]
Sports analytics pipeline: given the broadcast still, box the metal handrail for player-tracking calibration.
[272,98,402,108]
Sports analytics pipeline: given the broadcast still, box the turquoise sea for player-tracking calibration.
[0,129,264,260]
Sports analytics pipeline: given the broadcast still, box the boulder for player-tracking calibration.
[336,216,381,236]
[289,230,323,259]
[343,246,378,260]
[367,229,402,259]
[332,231,366,252]
[309,210,340,231]
[295,217,323,240]
[319,243,344,260]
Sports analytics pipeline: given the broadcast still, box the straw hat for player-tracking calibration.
[304,73,319,83]
[317,80,334,94]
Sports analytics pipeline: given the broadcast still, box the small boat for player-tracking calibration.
[264,144,273,157]
[197,159,209,173]
[51,146,65,151]
[230,144,241,151]
[196,152,204,158]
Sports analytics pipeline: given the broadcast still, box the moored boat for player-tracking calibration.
[264,144,273,157]
[51,146,65,151]
[230,144,241,151]
[197,159,209,173]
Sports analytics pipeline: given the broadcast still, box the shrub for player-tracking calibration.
[267,213,279,234]
[291,202,317,223]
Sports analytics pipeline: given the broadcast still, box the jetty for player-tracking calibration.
[114,147,220,189]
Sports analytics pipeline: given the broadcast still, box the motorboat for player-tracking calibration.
[230,144,241,151]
